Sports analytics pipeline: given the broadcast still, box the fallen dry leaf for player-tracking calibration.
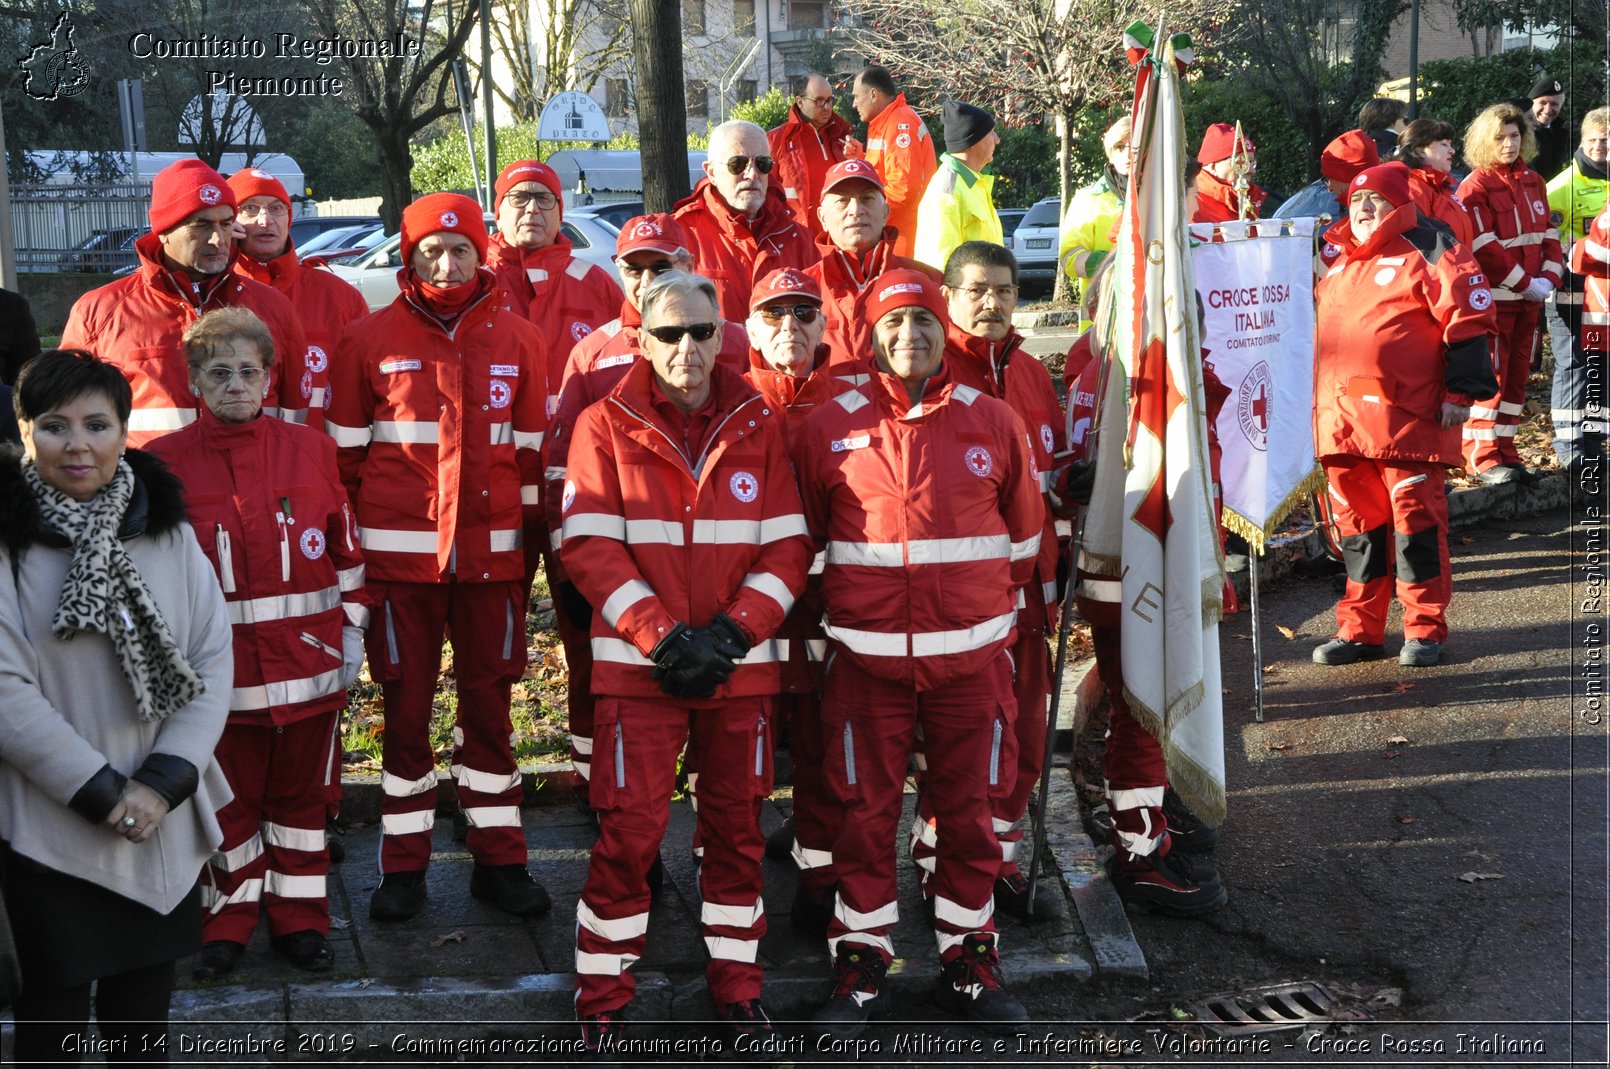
[1458,871,1505,883]
[1369,987,1404,1007]
[1456,536,1476,545]
[1393,681,1415,693]
[357,978,374,988]
[1262,664,1277,674]
[1398,816,1414,824]
[1276,624,1296,640]
[1387,735,1409,745]
[431,930,467,947]
[1266,741,1290,751]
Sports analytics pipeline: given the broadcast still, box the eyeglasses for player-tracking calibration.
[504,190,559,212]
[804,95,835,107]
[723,155,775,176]
[236,203,289,221]
[644,323,719,344]
[957,284,1018,303]
[200,366,268,387]
[617,259,677,277]
[755,304,821,324]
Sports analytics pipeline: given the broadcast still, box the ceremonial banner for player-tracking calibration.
[1081,23,1226,824]
[1190,225,1323,550]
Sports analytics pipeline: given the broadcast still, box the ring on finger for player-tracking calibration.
[121,815,138,829]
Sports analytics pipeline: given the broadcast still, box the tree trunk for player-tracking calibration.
[375,129,414,234]
[628,0,690,211]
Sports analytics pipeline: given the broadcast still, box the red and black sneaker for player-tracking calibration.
[714,997,773,1044]
[813,943,891,1040]
[1163,788,1220,854]
[935,933,1029,1030]
[1112,844,1227,916]
[579,1010,624,1057]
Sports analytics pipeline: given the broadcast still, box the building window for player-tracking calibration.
[791,0,827,28]
[737,79,758,104]
[734,0,756,35]
[687,80,709,117]
[685,0,706,34]
[605,78,630,117]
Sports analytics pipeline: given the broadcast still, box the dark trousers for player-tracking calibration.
[11,960,176,1064]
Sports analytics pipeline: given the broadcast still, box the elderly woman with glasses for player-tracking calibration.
[0,350,233,1063]
[146,307,367,981]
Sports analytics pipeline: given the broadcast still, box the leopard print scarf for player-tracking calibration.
[23,458,205,722]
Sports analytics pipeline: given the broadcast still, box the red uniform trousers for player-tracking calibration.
[575,695,773,1015]
[1324,456,1452,645]
[1463,303,1540,472]
[783,690,838,900]
[1090,620,1169,859]
[555,601,597,801]
[202,712,341,943]
[367,579,529,872]
[823,651,1013,964]
[909,596,1048,886]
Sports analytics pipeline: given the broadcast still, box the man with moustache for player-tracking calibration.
[62,159,307,445]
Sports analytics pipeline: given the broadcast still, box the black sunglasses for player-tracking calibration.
[644,323,719,344]
[756,304,821,324]
[724,155,775,175]
[617,259,677,277]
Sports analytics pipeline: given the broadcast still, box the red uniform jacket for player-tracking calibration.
[793,365,1043,690]
[768,104,862,241]
[804,229,940,367]
[1457,163,1564,300]
[487,232,624,414]
[234,246,369,431]
[864,94,938,258]
[1572,209,1610,353]
[1407,167,1476,246]
[560,360,813,704]
[149,410,367,726]
[1193,170,1266,224]
[672,180,817,321]
[945,326,1067,625]
[1316,204,1499,465]
[62,234,308,446]
[325,271,547,584]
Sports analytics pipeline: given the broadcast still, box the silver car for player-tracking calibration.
[325,210,622,311]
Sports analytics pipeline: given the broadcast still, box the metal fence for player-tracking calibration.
[11,183,153,273]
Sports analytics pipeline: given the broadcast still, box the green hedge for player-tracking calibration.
[1418,40,1608,133]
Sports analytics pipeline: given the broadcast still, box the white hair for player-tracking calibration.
[640,272,721,330]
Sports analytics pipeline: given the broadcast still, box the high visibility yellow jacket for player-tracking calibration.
[912,153,1003,271]
[1059,173,1123,280]
[1547,154,1609,307]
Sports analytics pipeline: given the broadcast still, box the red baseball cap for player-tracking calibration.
[1349,161,1413,209]
[149,159,236,234]
[615,214,691,258]
[749,267,822,312]
[401,192,488,265]
[865,268,948,327]
[1197,122,1255,165]
[494,159,563,213]
[820,158,885,199]
[1319,130,1378,183]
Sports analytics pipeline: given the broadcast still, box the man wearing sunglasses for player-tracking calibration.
[805,159,940,366]
[768,73,864,242]
[226,168,369,435]
[793,269,1040,1037]
[673,120,815,321]
[486,160,623,420]
[63,159,308,447]
[562,271,812,1051]
[545,215,750,814]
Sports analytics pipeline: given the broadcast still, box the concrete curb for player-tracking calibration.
[1012,308,1080,331]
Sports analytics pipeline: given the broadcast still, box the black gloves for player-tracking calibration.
[697,613,751,662]
[1062,459,1097,507]
[556,580,594,632]
[650,623,737,699]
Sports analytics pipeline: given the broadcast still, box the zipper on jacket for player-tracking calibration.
[300,632,341,660]
[384,600,400,664]
[755,714,767,777]
[215,525,237,594]
[276,510,291,582]
[609,392,764,484]
[842,722,857,786]
[614,721,626,789]
[989,718,1004,787]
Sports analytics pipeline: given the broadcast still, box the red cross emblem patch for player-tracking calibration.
[964,445,994,478]
[730,471,759,502]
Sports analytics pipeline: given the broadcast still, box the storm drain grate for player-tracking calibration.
[1191,981,1364,1035]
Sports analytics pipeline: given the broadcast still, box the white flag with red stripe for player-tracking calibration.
[1082,23,1227,824]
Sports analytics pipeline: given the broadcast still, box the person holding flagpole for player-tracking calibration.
[1312,162,1498,668]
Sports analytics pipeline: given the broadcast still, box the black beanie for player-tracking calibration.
[943,100,996,153]
[1529,75,1563,98]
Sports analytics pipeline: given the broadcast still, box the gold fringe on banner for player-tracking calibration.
[1219,464,1326,553]
[1122,677,1227,826]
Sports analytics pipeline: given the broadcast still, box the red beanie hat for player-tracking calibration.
[401,192,488,265]
[494,160,564,212]
[1319,130,1379,183]
[1197,122,1255,165]
[226,167,291,209]
[149,159,236,234]
[865,268,948,328]
[1349,161,1413,209]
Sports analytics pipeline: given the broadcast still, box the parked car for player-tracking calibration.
[326,210,621,311]
[297,222,387,260]
[579,200,644,230]
[288,214,383,249]
[1008,196,1061,290]
[59,226,142,272]
[997,208,1027,238]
